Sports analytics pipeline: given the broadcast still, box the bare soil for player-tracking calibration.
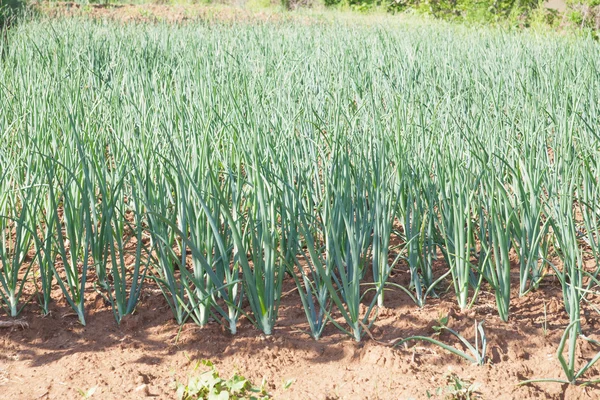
[1,266,600,399]
[37,2,322,24]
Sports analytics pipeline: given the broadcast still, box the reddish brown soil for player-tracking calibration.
[38,2,321,24]
[1,266,600,400]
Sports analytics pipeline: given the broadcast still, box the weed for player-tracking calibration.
[175,360,270,400]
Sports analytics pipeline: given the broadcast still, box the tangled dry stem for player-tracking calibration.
[0,319,29,329]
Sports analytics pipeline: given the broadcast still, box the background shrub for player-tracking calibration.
[1,0,26,29]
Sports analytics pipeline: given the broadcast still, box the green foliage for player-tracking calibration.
[327,0,542,24]
[0,0,25,28]
[568,0,600,7]
[555,0,600,30]
[2,16,600,345]
[427,373,481,400]
[565,5,600,31]
[417,0,541,22]
[519,320,600,386]
[176,360,270,400]
[568,8,584,23]
[396,316,488,365]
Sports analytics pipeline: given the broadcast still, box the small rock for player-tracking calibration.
[134,384,150,396]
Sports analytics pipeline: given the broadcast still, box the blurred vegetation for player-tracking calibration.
[1,0,598,35]
[565,0,600,30]
[322,0,546,26]
[1,0,26,29]
[283,0,594,31]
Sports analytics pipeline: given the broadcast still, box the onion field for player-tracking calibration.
[1,17,600,386]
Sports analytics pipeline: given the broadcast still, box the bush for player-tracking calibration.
[324,0,542,23]
[1,0,26,29]
[409,0,541,22]
[566,0,600,29]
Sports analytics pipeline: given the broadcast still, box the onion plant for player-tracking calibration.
[2,17,600,340]
[0,183,36,317]
[285,139,330,340]
[437,160,480,310]
[548,168,584,329]
[98,167,149,324]
[396,169,439,307]
[194,169,244,334]
[370,138,398,308]
[239,152,286,336]
[519,320,600,386]
[579,156,600,292]
[396,316,488,366]
[294,198,330,340]
[319,146,377,342]
[42,149,92,326]
[507,145,551,296]
[31,191,55,316]
[479,179,514,322]
[145,164,187,324]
